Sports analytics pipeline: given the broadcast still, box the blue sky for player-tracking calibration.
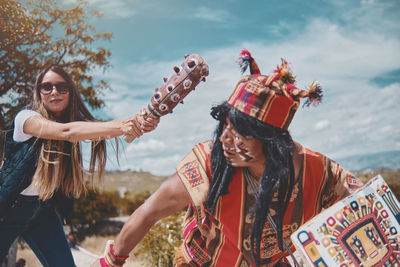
[66,0,400,175]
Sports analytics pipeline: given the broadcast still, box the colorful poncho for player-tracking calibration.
[176,140,361,266]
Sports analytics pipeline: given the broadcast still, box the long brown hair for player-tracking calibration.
[32,66,110,200]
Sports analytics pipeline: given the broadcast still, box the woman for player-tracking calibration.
[0,66,159,266]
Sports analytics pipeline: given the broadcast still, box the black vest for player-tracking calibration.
[0,126,74,219]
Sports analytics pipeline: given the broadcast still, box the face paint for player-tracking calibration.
[219,118,265,169]
[235,141,254,162]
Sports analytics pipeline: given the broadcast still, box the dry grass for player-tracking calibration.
[356,168,400,182]
[355,169,400,199]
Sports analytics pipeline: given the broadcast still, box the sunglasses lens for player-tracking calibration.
[56,83,69,94]
[39,83,53,94]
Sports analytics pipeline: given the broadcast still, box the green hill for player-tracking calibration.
[101,170,166,194]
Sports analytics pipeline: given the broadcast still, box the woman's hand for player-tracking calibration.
[139,108,160,134]
[121,114,143,138]
[121,109,159,139]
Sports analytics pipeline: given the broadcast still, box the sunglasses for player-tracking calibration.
[39,82,70,95]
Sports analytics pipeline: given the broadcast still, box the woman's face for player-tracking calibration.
[39,70,70,118]
[219,118,265,168]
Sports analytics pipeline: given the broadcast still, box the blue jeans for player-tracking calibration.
[0,195,75,267]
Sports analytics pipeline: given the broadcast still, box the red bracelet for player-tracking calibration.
[100,242,129,267]
[109,243,129,263]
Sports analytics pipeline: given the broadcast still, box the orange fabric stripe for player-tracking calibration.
[303,149,326,220]
[237,175,246,250]
[214,170,244,265]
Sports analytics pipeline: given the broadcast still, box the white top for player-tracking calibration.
[13,109,41,142]
[13,109,41,195]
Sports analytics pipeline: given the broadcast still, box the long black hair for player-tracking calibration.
[207,102,295,266]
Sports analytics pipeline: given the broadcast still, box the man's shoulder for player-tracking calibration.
[192,140,213,156]
[179,140,213,175]
[294,141,327,162]
[176,141,212,208]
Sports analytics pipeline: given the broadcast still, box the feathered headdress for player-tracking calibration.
[227,49,324,129]
[238,48,261,75]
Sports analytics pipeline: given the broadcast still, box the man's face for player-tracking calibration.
[219,118,265,168]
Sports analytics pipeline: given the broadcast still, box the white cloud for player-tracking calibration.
[126,138,167,155]
[264,20,295,37]
[91,1,136,18]
[361,0,375,4]
[194,7,231,23]
[314,120,330,130]
[62,0,149,18]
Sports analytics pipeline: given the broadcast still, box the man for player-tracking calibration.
[92,49,362,267]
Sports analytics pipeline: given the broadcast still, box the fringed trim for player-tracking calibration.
[274,58,296,84]
[303,80,323,107]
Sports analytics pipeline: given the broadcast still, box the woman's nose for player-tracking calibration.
[50,85,59,95]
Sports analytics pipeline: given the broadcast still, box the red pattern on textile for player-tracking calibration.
[181,160,204,187]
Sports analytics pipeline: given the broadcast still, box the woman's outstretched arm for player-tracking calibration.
[23,112,159,142]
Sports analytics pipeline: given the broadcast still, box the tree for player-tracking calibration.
[0,0,112,155]
[67,188,119,238]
